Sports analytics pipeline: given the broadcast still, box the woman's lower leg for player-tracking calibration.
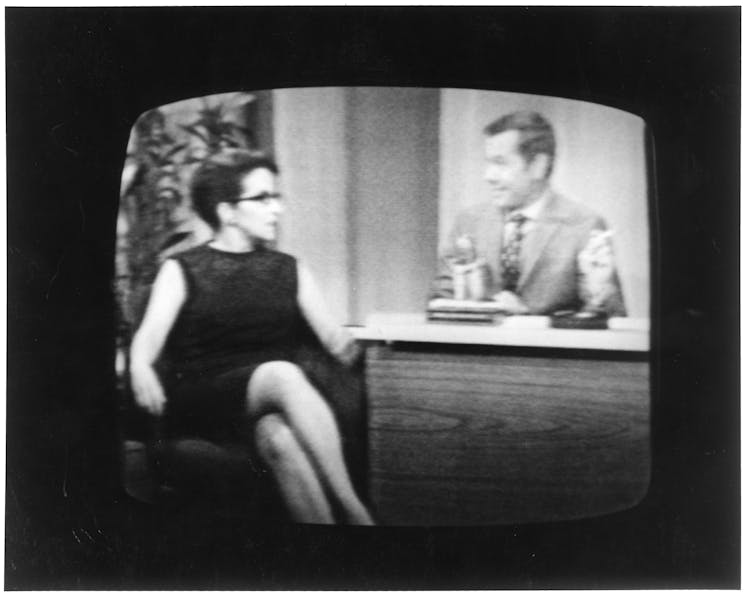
[254,413,335,524]
[249,362,374,525]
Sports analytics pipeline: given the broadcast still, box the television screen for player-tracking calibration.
[116,87,652,529]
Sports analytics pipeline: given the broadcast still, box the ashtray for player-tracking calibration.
[550,310,608,330]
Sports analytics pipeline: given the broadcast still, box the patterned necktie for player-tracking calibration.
[500,213,527,291]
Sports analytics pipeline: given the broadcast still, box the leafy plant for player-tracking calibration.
[180,96,256,162]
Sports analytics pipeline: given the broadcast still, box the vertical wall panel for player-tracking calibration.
[273,87,441,325]
[346,87,440,323]
[272,88,350,324]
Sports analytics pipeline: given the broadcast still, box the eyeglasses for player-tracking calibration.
[235,192,283,204]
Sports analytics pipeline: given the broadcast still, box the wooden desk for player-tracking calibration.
[351,314,651,526]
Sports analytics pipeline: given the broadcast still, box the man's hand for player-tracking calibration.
[492,290,530,315]
[130,363,167,416]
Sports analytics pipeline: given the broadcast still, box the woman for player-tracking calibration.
[129,149,374,525]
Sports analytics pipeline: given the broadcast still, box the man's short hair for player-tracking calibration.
[190,148,279,230]
[484,111,556,178]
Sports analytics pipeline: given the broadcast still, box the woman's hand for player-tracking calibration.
[331,331,364,368]
[130,362,167,416]
[128,258,187,416]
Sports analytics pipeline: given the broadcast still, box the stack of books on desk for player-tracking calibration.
[426,298,503,323]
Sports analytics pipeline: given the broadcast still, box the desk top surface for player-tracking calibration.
[349,312,650,352]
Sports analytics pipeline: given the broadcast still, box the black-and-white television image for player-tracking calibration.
[116,87,651,527]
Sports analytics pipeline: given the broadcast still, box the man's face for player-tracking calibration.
[483,130,545,210]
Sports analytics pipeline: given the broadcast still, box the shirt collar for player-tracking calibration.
[508,188,551,222]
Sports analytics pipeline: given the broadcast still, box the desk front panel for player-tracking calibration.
[366,344,650,526]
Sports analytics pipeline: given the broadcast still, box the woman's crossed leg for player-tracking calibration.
[247,361,374,525]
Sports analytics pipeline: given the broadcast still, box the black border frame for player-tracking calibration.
[5,6,740,589]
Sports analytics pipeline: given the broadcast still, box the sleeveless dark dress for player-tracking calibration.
[161,243,300,443]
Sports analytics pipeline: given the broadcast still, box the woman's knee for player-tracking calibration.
[248,361,311,406]
[254,413,301,466]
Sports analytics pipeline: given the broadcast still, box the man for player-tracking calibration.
[432,110,626,317]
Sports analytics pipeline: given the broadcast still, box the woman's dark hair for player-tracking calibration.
[190,148,279,230]
[483,110,556,178]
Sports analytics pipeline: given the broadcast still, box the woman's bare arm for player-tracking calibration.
[129,259,187,415]
[296,261,359,367]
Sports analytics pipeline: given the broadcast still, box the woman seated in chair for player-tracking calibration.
[129,148,374,525]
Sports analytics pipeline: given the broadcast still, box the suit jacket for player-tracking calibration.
[432,191,626,316]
